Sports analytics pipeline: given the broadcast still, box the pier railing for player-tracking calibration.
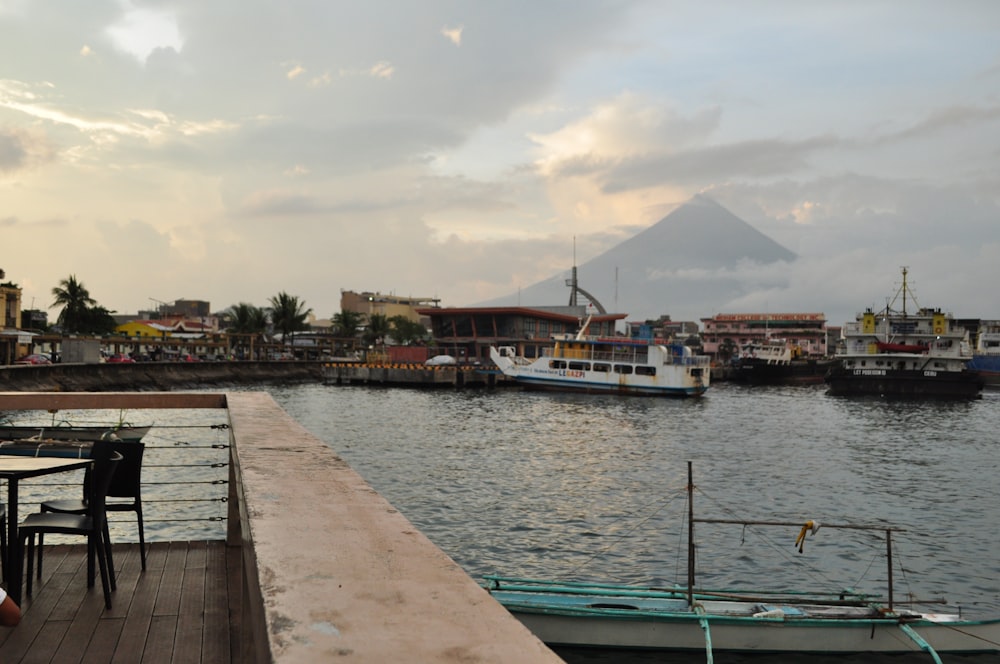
[0,391,560,664]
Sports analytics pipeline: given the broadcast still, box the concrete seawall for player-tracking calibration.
[0,361,324,392]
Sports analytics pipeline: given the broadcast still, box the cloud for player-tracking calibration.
[0,126,55,172]
[441,25,464,46]
[105,6,183,63]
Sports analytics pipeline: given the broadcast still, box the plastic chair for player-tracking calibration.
[38,440,147,573]
[18,441,122,609]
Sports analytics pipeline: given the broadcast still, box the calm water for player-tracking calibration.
[11,382,998,661]
[268,382,1000,624]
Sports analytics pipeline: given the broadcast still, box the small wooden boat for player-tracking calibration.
[485,463,1000,660]
[0,423,151,443]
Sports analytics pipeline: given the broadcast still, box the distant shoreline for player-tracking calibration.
[0,361,324,393]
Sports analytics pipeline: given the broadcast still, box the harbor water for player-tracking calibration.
[9,382,999,661]
[270,382,1000,663]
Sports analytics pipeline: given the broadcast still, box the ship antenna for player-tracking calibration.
[901,266,908,317]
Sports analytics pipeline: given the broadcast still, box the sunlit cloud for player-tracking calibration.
[80,45,93,57]
[308,73,332,88]
[105,6,183,63]
[441,25,464,46]
[286,64,306,80]
[369,62,394,79]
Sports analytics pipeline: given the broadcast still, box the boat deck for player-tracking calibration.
[0,541,238,664]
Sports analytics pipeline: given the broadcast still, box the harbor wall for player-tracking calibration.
[0,361,324,392]
[0,360,504,392]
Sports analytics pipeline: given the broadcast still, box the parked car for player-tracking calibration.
[180,354,200,362]
[106,353,135,363]
[15,353,52,365]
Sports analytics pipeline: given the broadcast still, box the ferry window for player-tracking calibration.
[635,366,656,376]
[593,363,611,372]
[568,362,590,371]
[613,365,633,375]
[549,360,566,369]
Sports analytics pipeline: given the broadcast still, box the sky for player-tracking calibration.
[2,0,999,327]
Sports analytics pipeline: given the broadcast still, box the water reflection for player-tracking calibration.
[269,383,1000,620]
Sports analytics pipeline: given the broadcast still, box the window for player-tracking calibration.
[593,363,611,373]
[568,361,590,371]
[614,365,633,374]
[549,360,566,369]
[635,366,656,376]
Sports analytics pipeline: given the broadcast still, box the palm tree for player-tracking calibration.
[364,313,390,347]
[331,309,364,356]
[268,292,312,355]
[389,315,428,345]
[51,275,96,333]
[226,303,268,359]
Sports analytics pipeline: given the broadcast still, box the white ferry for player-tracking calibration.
[489,322,710,397]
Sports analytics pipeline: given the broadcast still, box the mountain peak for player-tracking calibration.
[477,196,796,321]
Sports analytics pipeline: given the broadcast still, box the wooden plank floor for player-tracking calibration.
[0,541,240,664]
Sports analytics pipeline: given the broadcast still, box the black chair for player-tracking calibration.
[18,441,122,609]
[38,440,147,573]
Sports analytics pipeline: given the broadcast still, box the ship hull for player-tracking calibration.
[824,366,983,398]
[967,354,1000,387]
[733,359,832,386]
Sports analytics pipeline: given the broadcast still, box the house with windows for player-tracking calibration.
[700,312,833,359]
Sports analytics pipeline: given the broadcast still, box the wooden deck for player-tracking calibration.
[0,541,239,664]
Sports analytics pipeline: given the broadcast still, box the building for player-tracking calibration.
[417,305,627,363]
[700,313,832,358]
[626,316,700,341]
[0,276,24,364]
[340,290,440,324]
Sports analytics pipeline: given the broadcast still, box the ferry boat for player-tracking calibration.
[732,338,832,386]
[825,268,983,398]
[968,320,1000,387]
[489,319,710,397]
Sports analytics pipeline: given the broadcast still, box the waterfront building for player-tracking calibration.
[700,312,832,359]
[418,305,626,363]
[0,277,24,364]
[340,290,440,324]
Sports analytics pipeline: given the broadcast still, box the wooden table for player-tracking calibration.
[0,456,92,604]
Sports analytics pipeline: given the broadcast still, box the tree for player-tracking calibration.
[268,292,312,352]
[364,313,390,347]
[226,302,268,359]
[389,315,429,345]
[332,309,364,339]
[51,275,97,333]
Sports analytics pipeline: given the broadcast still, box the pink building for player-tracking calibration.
[700,313,834,359]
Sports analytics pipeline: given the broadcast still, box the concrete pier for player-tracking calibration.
[0,391,561,663]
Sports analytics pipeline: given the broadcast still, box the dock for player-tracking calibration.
[322,361,504,387]
[0,542,236,663]
[0,391,561,663]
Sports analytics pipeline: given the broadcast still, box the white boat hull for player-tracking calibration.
[510,609,1000,654]
[490,342,710,397]
[487,580,1000,656]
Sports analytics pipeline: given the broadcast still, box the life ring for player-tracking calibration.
[934,326,943,334]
